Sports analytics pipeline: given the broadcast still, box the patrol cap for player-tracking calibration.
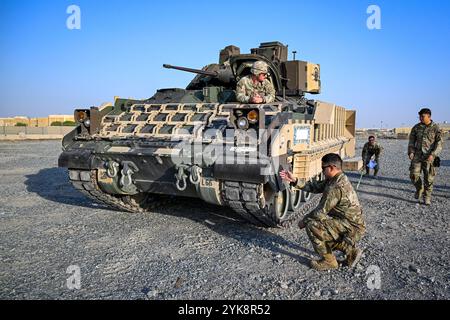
[251,61,269,75]
[419,108,431,116]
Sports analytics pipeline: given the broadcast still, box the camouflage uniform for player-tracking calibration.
[296,173,366,257]
[408,121,443,200]
[236,75,276,104]
[362,142,383,175]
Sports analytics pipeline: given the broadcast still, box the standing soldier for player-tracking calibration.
[280,153,366,271]
[236,61,276,104]
[362,135,383,176]
[408,108,443,205]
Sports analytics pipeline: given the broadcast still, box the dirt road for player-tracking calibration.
[0,139,448,299]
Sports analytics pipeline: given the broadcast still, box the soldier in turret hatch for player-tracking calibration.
[236,61,275,104]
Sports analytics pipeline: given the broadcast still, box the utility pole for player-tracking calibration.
[292,51,297,61]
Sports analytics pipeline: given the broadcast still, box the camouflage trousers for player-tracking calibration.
[409,158,436,196]
[305,218,365,257]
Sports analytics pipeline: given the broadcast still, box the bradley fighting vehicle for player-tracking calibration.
[58,41,357,227]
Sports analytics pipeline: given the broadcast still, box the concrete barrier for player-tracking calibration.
[343,156,363,171]
[0,126,74,140]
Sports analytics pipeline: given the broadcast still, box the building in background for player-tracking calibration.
[394,123,450,134]
[357,122,449,140]
[0,116,29,126]
[0,115,75,127]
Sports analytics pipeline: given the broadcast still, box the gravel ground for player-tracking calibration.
[0,139,449,300]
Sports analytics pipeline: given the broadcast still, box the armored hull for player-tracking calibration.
[59,42,356,227]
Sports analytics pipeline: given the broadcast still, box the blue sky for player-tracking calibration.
[0,0,449,128]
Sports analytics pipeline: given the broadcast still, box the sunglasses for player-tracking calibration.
[322,165,333,171]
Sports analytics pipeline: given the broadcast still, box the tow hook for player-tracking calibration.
[175,165,188,191]
[189,165,202,185]
[106,161,120,178]
[120,161,139,193]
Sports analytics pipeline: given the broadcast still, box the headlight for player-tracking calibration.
[84,119,91,128]
[75,110,88,122]
[247,110,258,124]
[237,117,249,130]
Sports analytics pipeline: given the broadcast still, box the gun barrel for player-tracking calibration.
[163,64,218,77]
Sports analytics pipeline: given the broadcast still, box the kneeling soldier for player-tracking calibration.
[280,153,366,271]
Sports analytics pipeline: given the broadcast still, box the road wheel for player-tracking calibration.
[289,188,302,211]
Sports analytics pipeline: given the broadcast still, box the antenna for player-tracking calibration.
[292,51,297,61]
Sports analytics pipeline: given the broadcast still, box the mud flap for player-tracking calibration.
[58,149,99,170]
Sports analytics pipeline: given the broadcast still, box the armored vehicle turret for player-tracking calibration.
[58,41,357,227]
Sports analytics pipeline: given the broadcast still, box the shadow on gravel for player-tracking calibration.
[25,167,103,210]
[157,197,313,267]
[441,160,450,167]
[207,222,313,267]
[346,172,450,191]
[354,181,449,199]
[356,189,418,204]
[24,168,313,265]
[346,172,411,185]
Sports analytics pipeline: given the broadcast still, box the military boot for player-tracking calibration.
[345,247,363,268]
[335,242,363,268]
[414,188,423,200]
[423,193,431,205]
[310,253,339,271]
